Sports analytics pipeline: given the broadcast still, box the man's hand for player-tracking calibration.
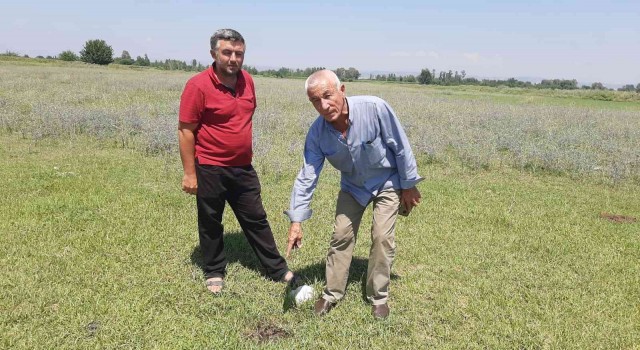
[182,173,198,195]
[401,187,422,215]
[286,222,304,258]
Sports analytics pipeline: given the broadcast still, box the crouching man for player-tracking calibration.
[285,70,423,319]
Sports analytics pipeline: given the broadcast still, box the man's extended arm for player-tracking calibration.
[377,100,423,213]
[284,123,325,256]
[178,122,199,195]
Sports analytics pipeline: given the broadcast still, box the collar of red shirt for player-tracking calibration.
[208,62,245,89]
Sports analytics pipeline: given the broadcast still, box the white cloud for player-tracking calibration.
[463,52,481,63]
[416,50,439,58]
[391,50,439,58]
[390,51,411,57]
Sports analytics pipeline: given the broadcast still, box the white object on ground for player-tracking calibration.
[290,285,314,305]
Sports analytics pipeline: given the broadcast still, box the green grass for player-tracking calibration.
[1,60,639,348]
[1,135,638,349]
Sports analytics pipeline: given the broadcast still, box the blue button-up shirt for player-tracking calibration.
[285,96,423,222]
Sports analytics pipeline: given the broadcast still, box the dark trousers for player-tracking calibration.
[195,163,288,281]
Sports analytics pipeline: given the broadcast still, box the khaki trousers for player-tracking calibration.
[322,189,400,305]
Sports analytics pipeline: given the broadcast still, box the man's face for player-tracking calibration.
[210,39,245,77]
[307,81,345,123]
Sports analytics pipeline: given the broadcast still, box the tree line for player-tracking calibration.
[4,38,639,93]
[17,39,209,72]
[242,66,361,82]
[414,68,640,92]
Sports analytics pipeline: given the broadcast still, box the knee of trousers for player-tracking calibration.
[236,208,268,222]
[371,234,396,251]
[330,229,355,249]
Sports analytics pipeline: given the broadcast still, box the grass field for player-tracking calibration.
[1,59,639,349]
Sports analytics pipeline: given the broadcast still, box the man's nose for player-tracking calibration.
[321,99,330,110]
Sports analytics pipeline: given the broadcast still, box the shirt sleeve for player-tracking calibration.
[179,80,205,124]
[376,100,423,189]
[284,123,325,222]
[245,71,257,109]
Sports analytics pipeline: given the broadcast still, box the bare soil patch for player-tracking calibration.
[246,321,292,343]
[600,213,637,223]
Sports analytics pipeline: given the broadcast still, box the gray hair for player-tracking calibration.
[210,28,245,51]
[305,69,341,91]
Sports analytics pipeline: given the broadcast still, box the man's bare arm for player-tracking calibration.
[178,122,199,195]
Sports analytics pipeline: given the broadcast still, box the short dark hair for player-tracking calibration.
[210,29,245,51]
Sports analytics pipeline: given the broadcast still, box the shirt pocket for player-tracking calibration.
[325,146,353,173]
[363,137,391,168]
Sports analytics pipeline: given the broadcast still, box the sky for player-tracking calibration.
[1,0,639,85]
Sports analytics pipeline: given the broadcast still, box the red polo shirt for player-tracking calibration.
[179,65,257,166]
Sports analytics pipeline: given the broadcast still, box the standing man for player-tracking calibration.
[285,70,422,319]
[179,29,296,294]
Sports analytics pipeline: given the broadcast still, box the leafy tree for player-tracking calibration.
[331,67,360,82]
[345,67,360,81]
[276,67,292,78]
[636,83,640,93]
[80,39,113,65]
[303,67,325,76]
[617,84,636,92]
[464,77,479,84]
[244,65,258,75]
[417,68,433,84]
[538,79,577,90]
[58,50,79,61]
[591,82,605,90]
[134,54,151,66]
[346,67,357,81]
[116,50,134,65]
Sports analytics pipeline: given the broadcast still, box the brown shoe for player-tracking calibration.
[313,298,335,316]
[372,303,389,319]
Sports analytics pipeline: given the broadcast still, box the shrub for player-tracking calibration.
[80,39,113,65]
[58,50,79,61]
[1,50,20,57]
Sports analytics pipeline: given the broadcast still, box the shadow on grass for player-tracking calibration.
[281,257,400,312]
[190,231,399,312]
[190,230,266,277]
